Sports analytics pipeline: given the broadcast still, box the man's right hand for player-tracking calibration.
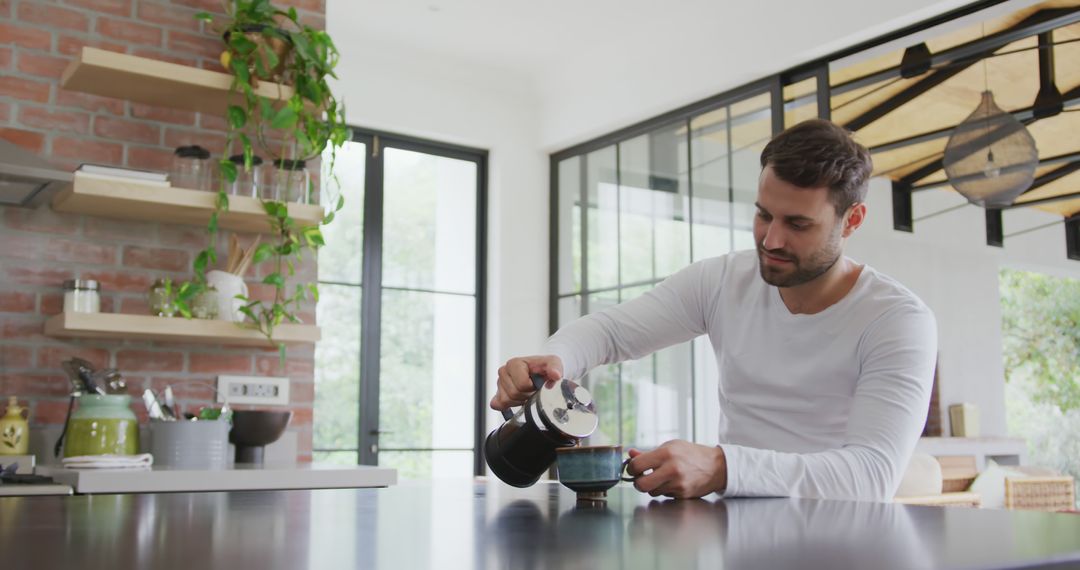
[490,355,564,412]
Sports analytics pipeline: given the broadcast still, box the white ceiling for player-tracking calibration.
[330,0,981,149]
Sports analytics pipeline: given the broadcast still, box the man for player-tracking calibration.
[491,119,937,502]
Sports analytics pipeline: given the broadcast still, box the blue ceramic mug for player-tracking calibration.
[555,445,636,497]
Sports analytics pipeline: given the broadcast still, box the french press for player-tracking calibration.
[484,374,598,487]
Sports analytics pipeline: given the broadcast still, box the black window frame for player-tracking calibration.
[314,126,488,476]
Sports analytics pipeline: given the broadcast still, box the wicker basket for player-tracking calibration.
[1005,475,1076,512]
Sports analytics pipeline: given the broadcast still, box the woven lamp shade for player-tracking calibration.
[943,91,1038,208]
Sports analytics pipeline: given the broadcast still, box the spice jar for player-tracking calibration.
[228,154,265,197]
[270,159,310,203]
[171,145,212,191]
[148,279,176,317]
[63,279,100,313]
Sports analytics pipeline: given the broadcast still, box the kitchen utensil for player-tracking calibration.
[61,357,98,395]
[143,389,167,422]
[233,235,260,276]
[94,368,126,395]
[484,374,598,488]
[162,385,177,421]
[228,233,239,273]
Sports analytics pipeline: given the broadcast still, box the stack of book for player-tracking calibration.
[76,164,169,186]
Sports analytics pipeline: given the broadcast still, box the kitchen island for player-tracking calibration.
[2,479,1079,569]
[36,462,396,494]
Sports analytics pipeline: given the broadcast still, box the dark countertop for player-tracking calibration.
[2,479,1080,569]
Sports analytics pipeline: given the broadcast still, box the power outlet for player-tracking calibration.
[217,375,290,406]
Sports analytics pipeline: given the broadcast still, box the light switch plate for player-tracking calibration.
[217,375,290,406]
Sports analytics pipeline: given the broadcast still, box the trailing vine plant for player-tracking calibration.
[194,0,349,362]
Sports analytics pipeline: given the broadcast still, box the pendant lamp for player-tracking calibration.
[942,91,1038,208]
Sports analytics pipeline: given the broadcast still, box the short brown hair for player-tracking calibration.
[759,119,873,216]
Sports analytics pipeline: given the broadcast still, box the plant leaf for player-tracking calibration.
[230,56,250,84]
[195,11,213,22]
[194,250,210,276]
[263,273,285,288]
[230,34,257,56]
[227,105,247,130]
[220,160,238,184]
[252,242,276,264]
[270,105,297,130]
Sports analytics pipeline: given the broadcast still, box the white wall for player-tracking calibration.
[847,178,1080,436]
[327,30,550,433]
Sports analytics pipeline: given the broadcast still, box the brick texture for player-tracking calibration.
[0,0,325,464]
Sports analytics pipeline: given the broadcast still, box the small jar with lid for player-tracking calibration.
[228,154,265,198]
[63,279,101,313]
[191,286,219,319]
[270,159,310,203]
[148,279,176,317]
[171,145,212,191]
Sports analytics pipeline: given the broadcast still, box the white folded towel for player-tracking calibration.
[62,453,154,470]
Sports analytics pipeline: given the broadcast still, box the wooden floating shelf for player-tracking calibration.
[60,47,295,115]
[52,172,324,234]
[45,312,320,347]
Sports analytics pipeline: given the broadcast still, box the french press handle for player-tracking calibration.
[500,374,549,420]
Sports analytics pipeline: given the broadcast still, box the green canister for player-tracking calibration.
[63,394,139,457]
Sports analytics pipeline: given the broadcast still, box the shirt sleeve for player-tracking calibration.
[721,303,938,502]
[542,258,721,380]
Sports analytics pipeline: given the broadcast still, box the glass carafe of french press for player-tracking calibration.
[484,374,598,487]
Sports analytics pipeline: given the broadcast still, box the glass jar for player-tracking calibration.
[171,145,211,190]
[192,286,219,320]
[63,394,139,458]
[148,279,176,317]
[270,158,310,203]
[63,279,100,313]
[228,154,265,198]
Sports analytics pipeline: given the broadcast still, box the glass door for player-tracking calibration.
[314,131,486,479]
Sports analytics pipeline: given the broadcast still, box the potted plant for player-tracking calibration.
[193,1,349,361]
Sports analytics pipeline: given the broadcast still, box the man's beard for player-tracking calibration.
[757,227,843,288]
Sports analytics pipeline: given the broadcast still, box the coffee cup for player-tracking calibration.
[555,445,635,500]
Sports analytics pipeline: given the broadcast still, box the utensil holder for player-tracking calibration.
[205,270,249,322]
[150,421,230,470]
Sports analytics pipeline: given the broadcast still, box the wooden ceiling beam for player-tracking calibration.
[911,150,1080,192]
[832,7,1080,97]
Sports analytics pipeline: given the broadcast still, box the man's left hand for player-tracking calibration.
[625,440,727,499]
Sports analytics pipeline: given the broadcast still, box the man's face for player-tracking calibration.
[753,166,848,288]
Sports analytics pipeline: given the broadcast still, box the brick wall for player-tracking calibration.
[0,0,326,463]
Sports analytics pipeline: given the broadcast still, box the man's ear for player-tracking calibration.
[842,203,866,237]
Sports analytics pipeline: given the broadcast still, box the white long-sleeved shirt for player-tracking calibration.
[543,249,937,501]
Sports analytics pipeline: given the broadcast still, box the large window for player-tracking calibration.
[314,131,487,478]
[551,81,823,447]
[1000,268,1080,507]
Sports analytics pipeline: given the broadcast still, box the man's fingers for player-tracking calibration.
[498,365,527,401]
[625,448,664,477]
[490,355,564,412]
[634,464,673,495]
[490,366,528,411]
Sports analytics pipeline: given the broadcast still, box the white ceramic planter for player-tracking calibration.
[205,270,249,322]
